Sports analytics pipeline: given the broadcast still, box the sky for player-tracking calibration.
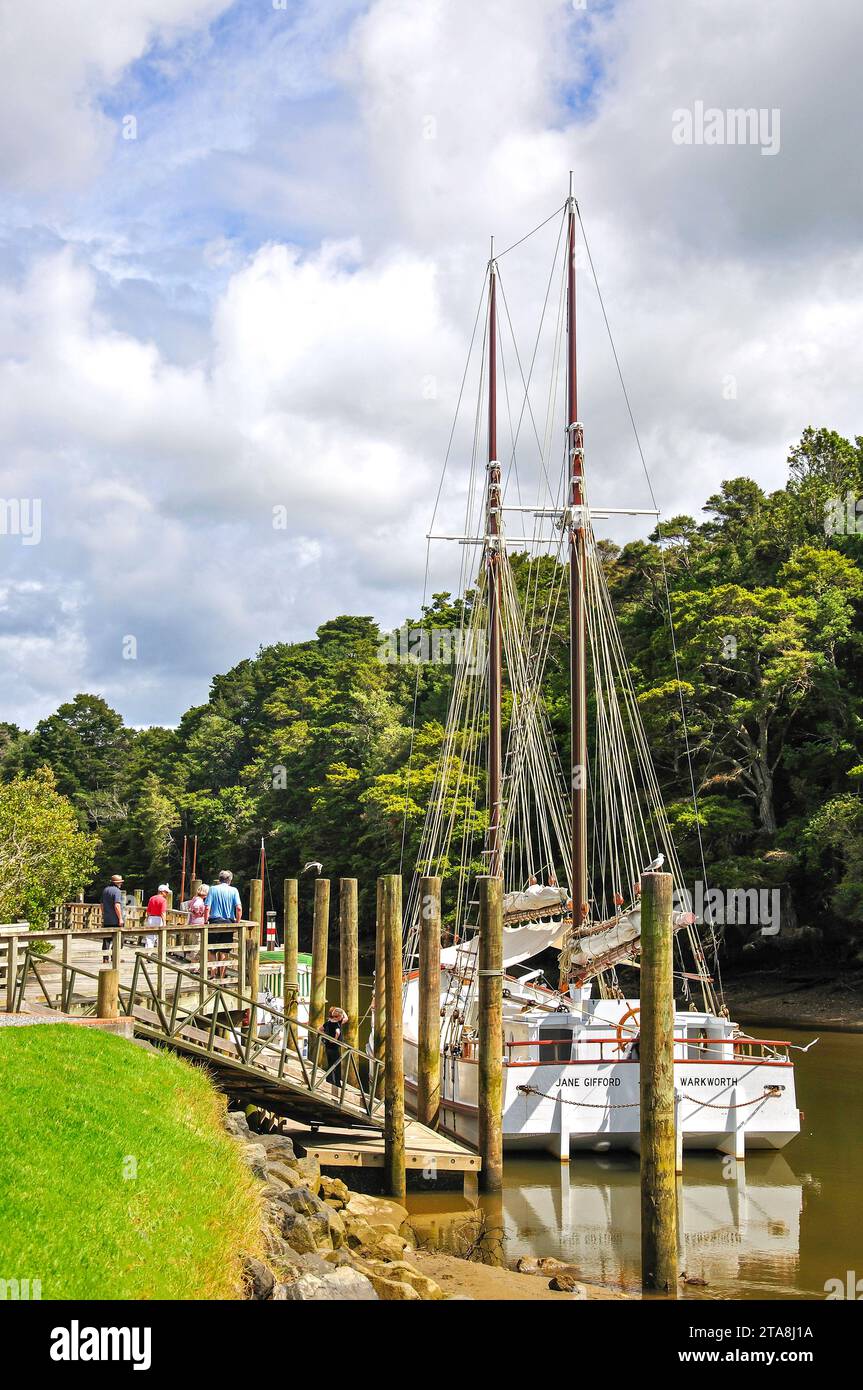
[0,0,860,729]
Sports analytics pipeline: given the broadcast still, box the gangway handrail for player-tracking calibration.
[14,944,384,1123]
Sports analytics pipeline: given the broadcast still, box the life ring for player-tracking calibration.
[615,1006,640,1053]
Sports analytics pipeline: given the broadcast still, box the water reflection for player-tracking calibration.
[506,1151,802,1297]
[408,1153,803,1297]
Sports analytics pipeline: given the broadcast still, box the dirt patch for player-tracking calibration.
[410,1249,627,1301]
[725,967,863,1032]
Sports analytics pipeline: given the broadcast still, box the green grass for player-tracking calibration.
[0,1025,263,1300]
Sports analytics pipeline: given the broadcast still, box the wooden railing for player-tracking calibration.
[11,931,384,1123]
[54,902,195,931]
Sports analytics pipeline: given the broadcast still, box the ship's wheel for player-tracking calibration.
[615,1006,640,1053]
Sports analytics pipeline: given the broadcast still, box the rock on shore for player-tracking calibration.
[226,1109,443,1301]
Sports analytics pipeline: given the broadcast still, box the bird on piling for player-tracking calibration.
[302,861,323,875]
[641,853,665,873]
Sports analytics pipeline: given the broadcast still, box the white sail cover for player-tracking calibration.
[503,885,568,916]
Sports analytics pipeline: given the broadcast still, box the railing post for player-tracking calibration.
[381,874,405,1200]
[97,967,119,1020]
[61,932,70,1011]
[157,927,167,1002]
[112,929,122,972]
[283,878,298,1017]
[478,876,504,1194]
[640,870,679,1295]
[417,875,441,1129]
[5,934,18,1013]
[310,879,329,1035]
[237,923,246,997]
[339,878,359,1051]
[199,925,208,1009]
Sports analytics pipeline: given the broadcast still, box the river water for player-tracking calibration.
[405,1027,863,1299]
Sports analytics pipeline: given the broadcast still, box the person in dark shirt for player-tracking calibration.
[100,874,124,964]
[322,1006,349,1090]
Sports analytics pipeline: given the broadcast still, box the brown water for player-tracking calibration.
[405,1028,863,1299]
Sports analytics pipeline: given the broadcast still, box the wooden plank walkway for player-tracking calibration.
[6,930,481,1184]
[280,1117,480,1195]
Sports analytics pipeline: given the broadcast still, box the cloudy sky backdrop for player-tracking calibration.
[0,0,860,728]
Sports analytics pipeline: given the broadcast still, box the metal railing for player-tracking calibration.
[503,1034,793,1064]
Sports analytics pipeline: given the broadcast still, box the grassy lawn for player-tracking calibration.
[0,1025,262,1300]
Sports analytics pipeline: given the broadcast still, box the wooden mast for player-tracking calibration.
[568,177,589,920]
[486,239,503,879]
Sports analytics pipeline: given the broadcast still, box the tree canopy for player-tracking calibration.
[3,426,861,962]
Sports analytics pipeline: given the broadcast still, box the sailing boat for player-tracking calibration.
[397,182,800,1158]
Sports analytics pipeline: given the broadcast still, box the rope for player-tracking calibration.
[517,1083,783,1110]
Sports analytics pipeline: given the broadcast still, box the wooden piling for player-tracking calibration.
[639,870,678,1295]
[478,875,504,1193]
[283,878,299,1017]
[247,878,262,1005]
[417,875,441,1129]
[373,877,386,1064]
[338,878,359,1051]
[97,966,119,1020]
[381,874,406,1200]
[309,878,330,1034]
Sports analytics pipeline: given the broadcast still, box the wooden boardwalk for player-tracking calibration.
[2,926,480,1181]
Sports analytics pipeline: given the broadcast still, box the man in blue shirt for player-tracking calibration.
[204,870,242,978]
[101,873,124,964]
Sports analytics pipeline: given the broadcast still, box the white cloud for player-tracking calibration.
[0,0,860,728]
[0,0,231,191]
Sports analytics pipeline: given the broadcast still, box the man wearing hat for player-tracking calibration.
[101,873,125,964]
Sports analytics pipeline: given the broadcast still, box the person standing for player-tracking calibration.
[144,883,169,950]
[204,870,242,978]
[323,1005,349,1091]
[188,884,208,973]
[100,874,124,965]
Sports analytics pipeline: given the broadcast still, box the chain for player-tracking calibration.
[516,1083,783,1111]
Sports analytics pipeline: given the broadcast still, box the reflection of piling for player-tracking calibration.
[339,878,359,1051]
[417,875,441,1129]
[381,874,405,1200]
[283,878,298,1016]
[309,879,330,1034]
[373,878,386,1064]
[639,870,678,1295]
[478,875,504,1194]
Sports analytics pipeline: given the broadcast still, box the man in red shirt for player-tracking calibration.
[144,884,169,948]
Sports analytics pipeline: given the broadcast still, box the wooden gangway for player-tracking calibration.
[4,925,383,1127]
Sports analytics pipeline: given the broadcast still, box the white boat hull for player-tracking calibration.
[402,976,800,1159]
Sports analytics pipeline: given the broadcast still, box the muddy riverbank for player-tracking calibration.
[725,965,863,1032]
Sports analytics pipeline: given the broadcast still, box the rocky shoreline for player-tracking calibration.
[227,1109,619,1301]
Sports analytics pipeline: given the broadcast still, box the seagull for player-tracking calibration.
[641,853,665,873]
[302,860,323,875]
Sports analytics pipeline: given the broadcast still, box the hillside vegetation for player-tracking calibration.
[0,426,861,966]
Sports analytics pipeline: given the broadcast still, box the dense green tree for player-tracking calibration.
[2,426,862,963]
[0,768,97,926]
